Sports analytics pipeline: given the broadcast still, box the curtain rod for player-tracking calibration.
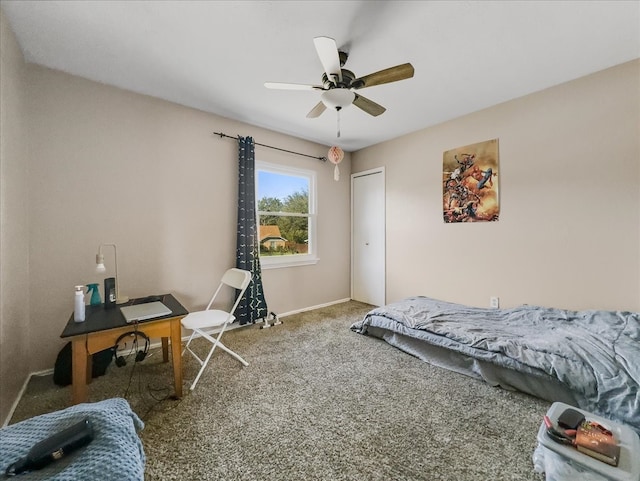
[213,131,327,162]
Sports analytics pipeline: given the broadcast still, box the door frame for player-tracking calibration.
[351,166,386,306]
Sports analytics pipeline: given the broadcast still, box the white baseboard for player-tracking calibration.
[199,297,351,336]
[4,298,353,427]
[3,367,56,427]
[277,298,351,318]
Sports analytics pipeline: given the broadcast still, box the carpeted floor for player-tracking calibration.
[11,300,547,480]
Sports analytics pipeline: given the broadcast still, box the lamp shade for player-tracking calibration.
[95,254,106,273]
[321,89,355,110]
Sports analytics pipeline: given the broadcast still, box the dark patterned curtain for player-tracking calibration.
[235,136,268,324]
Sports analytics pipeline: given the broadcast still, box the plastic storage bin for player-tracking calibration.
[533,402,640,481]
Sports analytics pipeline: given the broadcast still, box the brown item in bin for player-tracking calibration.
[575,421,620,467]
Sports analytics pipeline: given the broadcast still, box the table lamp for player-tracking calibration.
[95,244,129,304]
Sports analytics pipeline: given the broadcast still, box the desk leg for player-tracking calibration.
[71,338,89,405]
[170,319,183,399]
[161,337,169,362]
[86,355,93,384]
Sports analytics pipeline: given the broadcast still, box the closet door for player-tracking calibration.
[351,168,385,306]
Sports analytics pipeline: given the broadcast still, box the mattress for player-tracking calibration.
[351,296,640,432]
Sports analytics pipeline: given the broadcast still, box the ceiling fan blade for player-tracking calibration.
[353,94,386,117]
[350,63,415,90]
[313,36,342,84]
[264,82,323,91]
[306,101,327,118]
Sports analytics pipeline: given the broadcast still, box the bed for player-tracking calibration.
[0,398,145,480]
[351,296,640,433]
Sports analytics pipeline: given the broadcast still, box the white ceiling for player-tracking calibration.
[2,0,639,151]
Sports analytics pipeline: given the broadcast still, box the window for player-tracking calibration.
[256,161,318,268]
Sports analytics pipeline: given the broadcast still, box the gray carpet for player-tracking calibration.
[11,301,547,480]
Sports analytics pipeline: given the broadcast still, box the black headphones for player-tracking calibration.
[113,331,150,367]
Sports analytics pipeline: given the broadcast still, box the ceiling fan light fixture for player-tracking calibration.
[321,89,355,110]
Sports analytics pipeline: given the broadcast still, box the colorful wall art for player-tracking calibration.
[442,138,500,223]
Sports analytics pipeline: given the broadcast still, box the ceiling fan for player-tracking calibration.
[265,36,414,136]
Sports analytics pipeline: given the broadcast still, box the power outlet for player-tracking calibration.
[490,296,500,309]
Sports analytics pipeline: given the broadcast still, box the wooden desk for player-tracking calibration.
[60,294,188,405]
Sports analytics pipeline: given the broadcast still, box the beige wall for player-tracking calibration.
[353,60,640,312]
[0,11,31,423]
[25,65,351,371]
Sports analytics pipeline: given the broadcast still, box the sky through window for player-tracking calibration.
[258,171,308,201]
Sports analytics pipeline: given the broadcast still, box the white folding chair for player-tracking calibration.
[181,268,252,390]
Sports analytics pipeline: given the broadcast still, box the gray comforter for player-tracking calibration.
[351,296,640,432]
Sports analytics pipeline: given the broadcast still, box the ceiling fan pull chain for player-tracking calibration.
[337,108,341,138]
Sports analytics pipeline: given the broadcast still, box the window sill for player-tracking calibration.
[260,256,319,269]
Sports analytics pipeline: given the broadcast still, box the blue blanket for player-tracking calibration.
[351,296,640,432]
[0,398,145,480]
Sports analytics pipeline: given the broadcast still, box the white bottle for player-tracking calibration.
[74,285,86,322]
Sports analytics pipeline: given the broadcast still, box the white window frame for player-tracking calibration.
[256,161,318,269]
